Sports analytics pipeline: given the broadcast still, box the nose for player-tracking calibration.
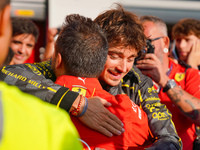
[18,44,26,54]
[117,60,127,73]
[178,39,187,49]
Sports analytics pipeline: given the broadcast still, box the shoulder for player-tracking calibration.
[123,65,154,87]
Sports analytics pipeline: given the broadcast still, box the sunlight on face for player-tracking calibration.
[99,46,137,86]
[10,34,35,64]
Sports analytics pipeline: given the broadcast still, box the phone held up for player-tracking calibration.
[134,39,155,65]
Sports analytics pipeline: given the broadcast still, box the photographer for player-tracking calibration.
[136,15,200,150]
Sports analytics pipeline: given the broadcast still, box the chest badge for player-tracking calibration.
[72,86,87,96]
[175,73,185,82]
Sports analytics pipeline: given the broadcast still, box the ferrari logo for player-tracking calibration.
[175,73,185,82]
[72,87,86,96]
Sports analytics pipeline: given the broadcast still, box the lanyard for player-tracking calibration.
[166,63,173,77]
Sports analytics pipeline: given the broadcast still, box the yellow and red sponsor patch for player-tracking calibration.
[72,85,87,96]
[174,73,185,82]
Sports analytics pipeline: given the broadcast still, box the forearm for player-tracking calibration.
[166,86,200,125]
[43,42,54,61]
[0,64,79,112]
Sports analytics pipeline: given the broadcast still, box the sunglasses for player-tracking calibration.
[147,36,163,42]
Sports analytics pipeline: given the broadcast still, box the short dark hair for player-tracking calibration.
[172,18,200,40]
[94,4,146,53]
[12,17,39,42]
[55,14,108,78]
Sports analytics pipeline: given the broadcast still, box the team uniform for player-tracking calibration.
[0,81,82,150]
[0,60,182,150]
[155,59,200,150]
[55,75,149,150]
[0,61,79,112]
[105,65,182,149]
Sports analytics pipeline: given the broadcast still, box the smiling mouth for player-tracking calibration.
[14,54,24,60]
[108,70,122,79]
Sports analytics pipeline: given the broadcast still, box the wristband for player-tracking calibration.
[77,97,88,117]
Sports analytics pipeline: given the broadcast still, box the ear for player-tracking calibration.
[55,53,62,68]
[163,36,170,49]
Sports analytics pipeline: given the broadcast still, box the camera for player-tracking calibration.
[134,39,155,65]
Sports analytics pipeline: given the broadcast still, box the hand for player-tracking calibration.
[135,53,169,87]
[47,28,59,43]
[187,39,200,69]
[42,28,59,61]
[78,96,124,137]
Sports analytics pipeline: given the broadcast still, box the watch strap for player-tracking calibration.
[163,79,176,93]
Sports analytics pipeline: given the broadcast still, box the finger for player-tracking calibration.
[106,112,125,133]
[136,63,155,70]
[136,57,157,65]
[98,98,124,128]
[100,116,124,136]
[98,97,112,107]
[190,40,197,53]
[94,125,114,137]
[197,40,200,53]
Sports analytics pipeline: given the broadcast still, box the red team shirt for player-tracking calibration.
[55,75,149,150]
[156,59,200,150]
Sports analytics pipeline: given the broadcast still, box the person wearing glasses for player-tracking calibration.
[135,15,200,150]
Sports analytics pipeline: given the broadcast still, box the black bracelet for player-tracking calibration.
[77,97,88,117]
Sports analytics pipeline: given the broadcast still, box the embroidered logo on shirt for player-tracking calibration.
[174,73,185,82]
[72,85,87,96]
[78,77,86,84]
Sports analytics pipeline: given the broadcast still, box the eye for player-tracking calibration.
[12,41,21,44]
[128,57,135,62]
[27,44,34,48]
[109,53,119,59]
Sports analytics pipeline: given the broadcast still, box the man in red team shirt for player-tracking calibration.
[53,14,150,150]
[136,15,200,150]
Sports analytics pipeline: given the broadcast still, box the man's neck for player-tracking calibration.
[163,55,170,74]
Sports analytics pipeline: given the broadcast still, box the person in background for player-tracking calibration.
[0,4,182,149]
[9,17,39,65]
[170,18,200,70]
[136,15,200,150]
[0,0,82,150]
[53,13,149,150]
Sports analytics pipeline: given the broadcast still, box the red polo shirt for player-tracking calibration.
[157,59,200,150]
[55,75,149,150]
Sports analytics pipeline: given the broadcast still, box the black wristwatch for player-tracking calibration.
[163,79,177,93]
